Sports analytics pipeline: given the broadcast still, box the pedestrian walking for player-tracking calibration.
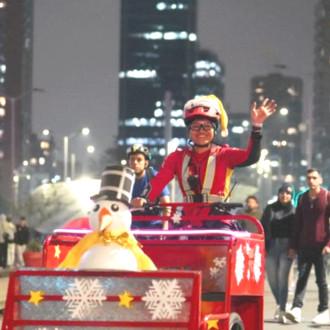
[15,216,30,267]
[286,168,330,325]
[4,216,16,268]
[261,183,295,324]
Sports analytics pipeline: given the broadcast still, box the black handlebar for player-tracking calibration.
[210,202,242,215]
[140,201,243,213]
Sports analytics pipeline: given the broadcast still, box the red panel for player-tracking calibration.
[2,269,201,330]
[40,207,266,330]
[142,242,229,294]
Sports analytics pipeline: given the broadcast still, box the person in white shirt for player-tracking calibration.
[4,216,16,268]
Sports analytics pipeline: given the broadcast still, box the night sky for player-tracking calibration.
[32,0,317,159]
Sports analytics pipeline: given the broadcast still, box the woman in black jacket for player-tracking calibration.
[261,183,295,324]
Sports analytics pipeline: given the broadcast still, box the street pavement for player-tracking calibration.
[264,274,330,329]
[1,268,330,329]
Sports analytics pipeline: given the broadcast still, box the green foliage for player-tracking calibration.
[19,182,79,230]
[26,239,42,252]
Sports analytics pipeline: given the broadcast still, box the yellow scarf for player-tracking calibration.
[58,231,156,271]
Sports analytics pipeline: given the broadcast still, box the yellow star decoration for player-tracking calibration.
[118,291,134,308]
[54,245,61,259]
[207,319,219,330]
[28,290,45,306]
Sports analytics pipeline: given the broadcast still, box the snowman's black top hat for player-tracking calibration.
[91,165,135,206]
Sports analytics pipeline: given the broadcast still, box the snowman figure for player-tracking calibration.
[59,165,156,271]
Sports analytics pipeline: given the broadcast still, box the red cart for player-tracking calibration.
[2,202,265,330]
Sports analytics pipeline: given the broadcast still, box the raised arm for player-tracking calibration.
[250,98,277,126]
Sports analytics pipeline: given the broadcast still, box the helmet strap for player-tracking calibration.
[194,142,211,148]
[187,139,212,148]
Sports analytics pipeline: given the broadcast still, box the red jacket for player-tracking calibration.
[147,132,261,202]
[290,188,330,249]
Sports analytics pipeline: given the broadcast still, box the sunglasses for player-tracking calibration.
[190,123,214,132]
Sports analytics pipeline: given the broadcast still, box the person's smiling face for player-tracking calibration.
[278,191,292,204]
[189,119,215,146]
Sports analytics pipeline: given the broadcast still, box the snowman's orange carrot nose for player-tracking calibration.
[99,207,112,231]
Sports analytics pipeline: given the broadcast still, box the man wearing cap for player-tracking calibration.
[127,144,171,227]
[261,183,295,324]
[287,168,330,325]
[132,94,276,225]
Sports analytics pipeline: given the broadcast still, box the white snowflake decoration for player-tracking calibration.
[209,256,226,287]
[213,257,226,268]
[209,266,219,278]
[235,244,245,285]
[253,244,262,282]
[142,279,186,320]
[63,278,106,320]
[245,243,251,280]
[171,212,182,224]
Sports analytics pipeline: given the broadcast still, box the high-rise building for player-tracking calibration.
[313,0,330,184]
[118,0,198,165]
[118,1,227,167]
[14,130,58,206]
[251,73,304,186]
[193,49,225,100]
[0,0,34,210]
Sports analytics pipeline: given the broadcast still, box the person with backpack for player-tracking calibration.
[286,168,330,325]
[127,144,171,228]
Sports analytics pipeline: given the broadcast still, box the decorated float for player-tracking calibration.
[2,166,265,330]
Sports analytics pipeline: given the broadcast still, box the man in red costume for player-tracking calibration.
[132,95,276,223]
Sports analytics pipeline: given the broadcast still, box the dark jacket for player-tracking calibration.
[290,188,330,250]
[261,200,295,252]
[15,224,30,245]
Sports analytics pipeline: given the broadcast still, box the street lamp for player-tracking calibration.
[63,127,90,180]
[86,145,95,154]
[70,144,95,180]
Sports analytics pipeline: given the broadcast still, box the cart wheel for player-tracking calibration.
[229,312,244,330]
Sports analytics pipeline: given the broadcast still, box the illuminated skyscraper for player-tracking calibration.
[118,1,227,166]
[118,0,198,165]
[193,49,225,99]
[0,0,33,209]
[251,73,303,185]
[313,0,330,183]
